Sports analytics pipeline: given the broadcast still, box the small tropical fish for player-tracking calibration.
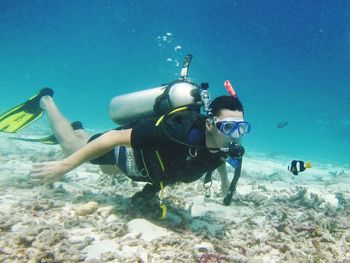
[277,121,288,128]
[288,160,311,175]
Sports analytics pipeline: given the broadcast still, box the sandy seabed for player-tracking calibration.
[0,130,350,263]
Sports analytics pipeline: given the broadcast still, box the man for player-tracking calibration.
[27,90,249,201]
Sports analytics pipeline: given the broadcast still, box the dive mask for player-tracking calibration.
[215,119,251,139]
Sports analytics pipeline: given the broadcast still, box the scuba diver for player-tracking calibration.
[0,55,250,217]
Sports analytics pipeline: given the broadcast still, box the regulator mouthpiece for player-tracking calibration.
[221,142,245,158]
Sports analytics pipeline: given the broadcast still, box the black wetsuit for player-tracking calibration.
[89,110,227,191]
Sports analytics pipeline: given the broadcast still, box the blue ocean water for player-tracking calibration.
[1,0,349,165]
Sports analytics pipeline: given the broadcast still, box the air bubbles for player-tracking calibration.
[174,45,182,52]
[156,32,184,73]
[157,32,173,46]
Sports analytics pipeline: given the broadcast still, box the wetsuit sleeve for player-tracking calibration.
[130,119,168,149]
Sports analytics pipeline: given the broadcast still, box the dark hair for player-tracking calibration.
[209,95,244,116]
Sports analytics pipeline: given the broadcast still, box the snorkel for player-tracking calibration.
[224,80,237,97]
[221,80,245,205]
[198,78,245,205]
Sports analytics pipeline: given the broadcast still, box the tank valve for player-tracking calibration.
[200,83,210,113]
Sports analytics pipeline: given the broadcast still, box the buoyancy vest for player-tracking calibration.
[133,107,227,185]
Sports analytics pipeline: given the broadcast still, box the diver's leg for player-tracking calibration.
[217,163,230,196]
[39,96,91,155]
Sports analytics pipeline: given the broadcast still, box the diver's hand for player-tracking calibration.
[31,160,71,184]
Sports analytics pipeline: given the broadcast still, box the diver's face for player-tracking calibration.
[207,109,245,148]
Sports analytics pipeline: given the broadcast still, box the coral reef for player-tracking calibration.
[1,134,350,262]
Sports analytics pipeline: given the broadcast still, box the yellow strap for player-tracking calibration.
[155,106,189,172]
[155,151,165,172]
[168,106,188,114]
[159,181,164,201]
[154,108,188,219]
[155,106,188,126]
[155,115,164,126]
[159,181,167,219]
[160,204,167,219]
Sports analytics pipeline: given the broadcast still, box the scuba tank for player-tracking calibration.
[109,81,201,125]
[109,55,209,125]
[109,55,206,125]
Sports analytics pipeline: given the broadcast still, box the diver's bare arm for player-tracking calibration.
[63,129,131,168]
[31,129,132,182]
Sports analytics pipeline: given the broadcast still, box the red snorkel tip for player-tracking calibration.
[224,80,237,97]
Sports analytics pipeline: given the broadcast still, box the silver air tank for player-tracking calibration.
[109,81,198,125]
